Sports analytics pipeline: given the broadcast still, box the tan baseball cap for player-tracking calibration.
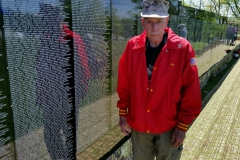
[141,0,170,18]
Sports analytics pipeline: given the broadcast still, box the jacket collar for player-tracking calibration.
[132,28,185,50]
[165,28,186,49]
[132,31,147,49]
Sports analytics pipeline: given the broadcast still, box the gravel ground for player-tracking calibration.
[181,42,240,160]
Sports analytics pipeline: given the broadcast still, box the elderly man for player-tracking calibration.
[117,0,202,159]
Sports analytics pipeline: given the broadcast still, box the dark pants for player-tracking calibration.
[43,106,69,160]
[131,129,183,160]
[43,105,77,160]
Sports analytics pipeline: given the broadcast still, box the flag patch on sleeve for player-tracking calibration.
[190,58,197,66]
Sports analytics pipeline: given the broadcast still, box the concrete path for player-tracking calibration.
[181,48,240,159]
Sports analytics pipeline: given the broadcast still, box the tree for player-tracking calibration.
[131,0,180,15]
[185,0,239,22]
[221,0,240,19]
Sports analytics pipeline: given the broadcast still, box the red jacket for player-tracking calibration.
[117,28,202,134]
[63,23,90,100]
[63,23,90,80]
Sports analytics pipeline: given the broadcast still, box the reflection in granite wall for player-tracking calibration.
[0,0,233,159]
[111,4,137,128]
[71,0,109,153]
[1,0,76,159]
[0,1,15,158]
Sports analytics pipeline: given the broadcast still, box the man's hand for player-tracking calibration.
[171,128,186,148]
[119,116,131,135]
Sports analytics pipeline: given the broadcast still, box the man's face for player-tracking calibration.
[142,17,168,44]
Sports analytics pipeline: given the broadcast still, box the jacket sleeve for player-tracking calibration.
[177,43,202,132]
[117,41,131,116]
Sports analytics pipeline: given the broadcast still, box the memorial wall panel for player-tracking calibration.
[0,0,233,159]
[1,1,76,159]
[0,0,15,159]
[71,0,109,153]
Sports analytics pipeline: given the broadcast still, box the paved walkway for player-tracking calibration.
[181,48,240,159]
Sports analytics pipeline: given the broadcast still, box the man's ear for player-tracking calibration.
[166,17,169,24]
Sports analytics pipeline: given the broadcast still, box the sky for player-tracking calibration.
[111,0,135,6]
[111,0,138,18]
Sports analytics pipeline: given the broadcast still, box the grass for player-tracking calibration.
[191,41,208,51]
